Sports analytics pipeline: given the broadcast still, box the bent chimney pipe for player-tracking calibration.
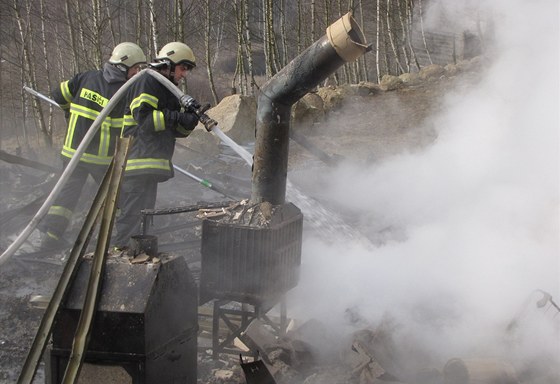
[251,12,370,205]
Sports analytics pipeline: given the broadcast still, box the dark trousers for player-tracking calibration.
[40,160,106,240]
[114,175,158,247]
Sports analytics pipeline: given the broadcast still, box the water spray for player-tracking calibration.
[1,72,253,265]
[144,70,254,167]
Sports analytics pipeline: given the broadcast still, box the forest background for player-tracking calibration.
[0,0,491,151]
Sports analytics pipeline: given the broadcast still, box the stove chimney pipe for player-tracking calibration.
[251,12,369,205]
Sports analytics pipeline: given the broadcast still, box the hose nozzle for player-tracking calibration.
[179,95,217,131]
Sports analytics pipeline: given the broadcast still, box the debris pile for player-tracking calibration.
[197,200,277,227]
[199,299,559,384]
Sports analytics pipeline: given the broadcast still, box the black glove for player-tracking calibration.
[165,109,198,130]
[177,111,198,129]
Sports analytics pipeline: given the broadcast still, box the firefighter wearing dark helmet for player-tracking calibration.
[40,42,146,250]
[113,42,200,249]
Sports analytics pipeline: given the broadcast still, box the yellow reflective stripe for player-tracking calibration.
[111,118,124,129]
[67,104,115,157]
[69,104,119,127]
[61,146,112,165]
[70,103,99,120]
[79,88,109,107]
[64,112,79,148]
[130,93,158,113]
[99,121,110,156]
[125,158,171,171]
[60,80,72,104]
[47,205,73,221]
[123,115,136,127]
[153,110,165,132]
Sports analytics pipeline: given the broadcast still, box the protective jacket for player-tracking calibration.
[52,63,127,166]
[121,71,198,181]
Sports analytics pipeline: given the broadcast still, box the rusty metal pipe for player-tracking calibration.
[251,12,369,205]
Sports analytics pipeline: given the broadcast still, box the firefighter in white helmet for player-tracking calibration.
[39,42,146,250]
[114,42,205,249]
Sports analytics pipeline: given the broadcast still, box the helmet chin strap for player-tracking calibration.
[151,60,177,84]
[168,63,177,85]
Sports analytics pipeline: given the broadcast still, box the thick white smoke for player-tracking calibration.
[289,0,559,371]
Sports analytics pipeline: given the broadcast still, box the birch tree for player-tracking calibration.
[13,0,51,146]
[148,0,159,54]
[205,0,219,104]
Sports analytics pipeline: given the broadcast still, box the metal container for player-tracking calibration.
[48,255,198,384]
[200,203,303,306]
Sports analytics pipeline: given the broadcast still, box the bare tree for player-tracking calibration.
[232,0,246,94]
[205,0,219,104]
[242,0,255,94]
[279,0,288,66]
[39,0,55,138]
[375,0,381,82]
[148,0,159,54]
[386,0,405,74]
[65,0,79,73]
[297,0,303,54]
[13,0,51,146]
[418,0,433,65]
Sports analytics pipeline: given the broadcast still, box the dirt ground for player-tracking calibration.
[0,72,480,383]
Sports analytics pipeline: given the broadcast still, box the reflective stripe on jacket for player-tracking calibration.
[52,66,127,166]
[121,72,196,181]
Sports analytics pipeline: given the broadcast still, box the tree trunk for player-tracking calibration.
[386,0,405,74]
[205,0,219,104]
[311,0,316,44]
[14,0,51,146]
[279,0,288,66]
[148,0,159,55]
[297,0,303,54]
[39,0,54,138]
[176,0,184,41]
[136,0,142,46]
[418,0,433,65]
[376,0,381,83]
[92,0,103,68]
[76,0,89,69]
[65,0,79,73]
[397,0,411,72]
[358,0,369,82]
[105,0,117,48]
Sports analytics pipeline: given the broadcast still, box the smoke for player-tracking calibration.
[289,0,559,371]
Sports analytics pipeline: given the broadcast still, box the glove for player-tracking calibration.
[166,109,198,130]
[178,112,198,129]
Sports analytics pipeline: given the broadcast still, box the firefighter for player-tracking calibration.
[113,42,200,249]
[39,42,147,250]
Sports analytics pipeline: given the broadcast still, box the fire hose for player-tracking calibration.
[0,69,246,266]
[23,85,234,199]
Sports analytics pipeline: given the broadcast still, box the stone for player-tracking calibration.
[198,94,257,145]
[419,64,446,80]
[379,75,403,91]
[317,86,345,111]
[399,72,421,85]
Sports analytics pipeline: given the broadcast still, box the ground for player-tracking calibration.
[0,72,480,383]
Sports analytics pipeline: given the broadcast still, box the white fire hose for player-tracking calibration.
[0,69,251,266]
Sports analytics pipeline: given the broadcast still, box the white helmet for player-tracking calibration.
[155,42,196,69]
[109,42,147,68]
